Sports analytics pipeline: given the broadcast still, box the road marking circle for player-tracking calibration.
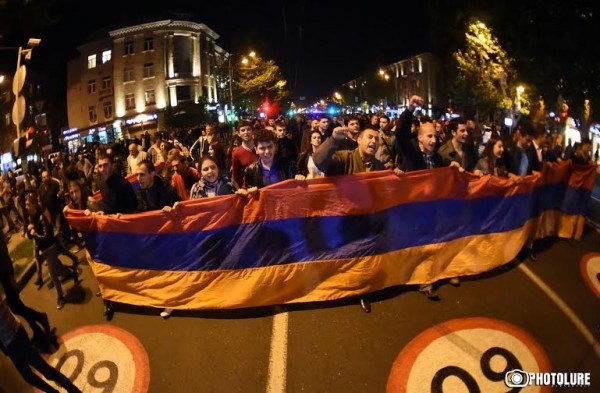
[387,317,551,393]
[41,324,149,393]
[580,253,600,298]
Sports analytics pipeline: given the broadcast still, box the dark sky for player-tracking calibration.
[2,0,429,102]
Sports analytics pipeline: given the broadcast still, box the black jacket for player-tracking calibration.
[38,179,62,217]
[99,173,137,214]
[395,110,443,171]
[137,176,181,212]
[244,158,295,189]
[0,234,13,279]
[504,141,532,175]
[526,143,544,172]
[26,210,55,252]
[277,138,298,164]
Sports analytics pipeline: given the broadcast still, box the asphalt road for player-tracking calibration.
[2,216,600,392]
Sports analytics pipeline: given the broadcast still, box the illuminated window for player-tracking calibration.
[103,101,113,119]
[87,54,96,69]
[145,90,156,105]
[125,93,135,110]
[102,50,112,63]
[89,106,97,122]
[124,68,134,82]
[144,37,153,51]
[87,80,96,94]
[143,63,154,78]
[124,41,134,55]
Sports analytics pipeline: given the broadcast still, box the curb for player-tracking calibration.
[15,259,37,292]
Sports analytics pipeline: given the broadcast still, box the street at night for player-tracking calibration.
[1,1,600,392]
[1,212,599,392]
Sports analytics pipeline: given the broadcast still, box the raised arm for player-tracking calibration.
[312,127,347,175]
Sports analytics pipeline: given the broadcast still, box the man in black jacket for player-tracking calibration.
[395,96,444,172]
[97,154,137,215]
[395,95,460,298]
[95,153,137,319]
[136,160,180,212]
[244,129,295,189]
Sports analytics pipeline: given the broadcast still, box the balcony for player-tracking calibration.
[99,88,113,99]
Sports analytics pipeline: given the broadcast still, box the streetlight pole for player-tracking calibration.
[226,51,256,122]
[1,38,41,141]
[228,56,234,122]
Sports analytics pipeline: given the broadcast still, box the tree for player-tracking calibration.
[229,55,289,115]
[452,19,521,120]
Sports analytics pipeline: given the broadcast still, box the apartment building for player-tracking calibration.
[66,19,227,151]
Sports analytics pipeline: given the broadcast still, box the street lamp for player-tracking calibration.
[227,50,257,122]
[377,68,393,108]
[4,38,42,140]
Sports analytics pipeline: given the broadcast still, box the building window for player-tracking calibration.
[103,101,113,119]
[176,85,192,103]
[87,80,96,94]
[87,54,96,69]
[102,76,111,91]
[144,37,153,51]
[124,41,134,55]
[125,93,135,110]
[102,50,112,64]
[89,106,97,122]
[124,68,134,82]
[173,36,192,77]
[143,63,154,78]
[145,90,156,105]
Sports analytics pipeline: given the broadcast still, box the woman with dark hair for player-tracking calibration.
[189,156,236,199]
[25,193,79,310]
[208,140,229,175]
[475,136,522,182]
[295,130,325,180]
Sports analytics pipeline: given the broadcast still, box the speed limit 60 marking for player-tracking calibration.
[387,317,551,393]
[41,324,149,393]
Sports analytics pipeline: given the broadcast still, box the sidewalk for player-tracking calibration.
[6,231,36,290]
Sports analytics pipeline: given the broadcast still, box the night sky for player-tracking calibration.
[1,0,429,102]
[2,0,599,116]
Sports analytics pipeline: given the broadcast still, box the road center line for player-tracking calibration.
[518,264,600,358]
[266,310,288,393]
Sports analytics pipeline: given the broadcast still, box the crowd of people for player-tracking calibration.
[1,94,598,391]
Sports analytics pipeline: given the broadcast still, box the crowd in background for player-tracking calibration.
[0,94,598,392]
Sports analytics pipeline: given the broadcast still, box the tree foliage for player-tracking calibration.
[452,19,520,119]
[222,55,289,113]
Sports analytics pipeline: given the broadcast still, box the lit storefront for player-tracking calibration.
[61,113,156,152]
[0,152,14,174]
[124,113,158,137]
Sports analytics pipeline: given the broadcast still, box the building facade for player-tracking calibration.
[342,53,440,116]
[66,19,227,152]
